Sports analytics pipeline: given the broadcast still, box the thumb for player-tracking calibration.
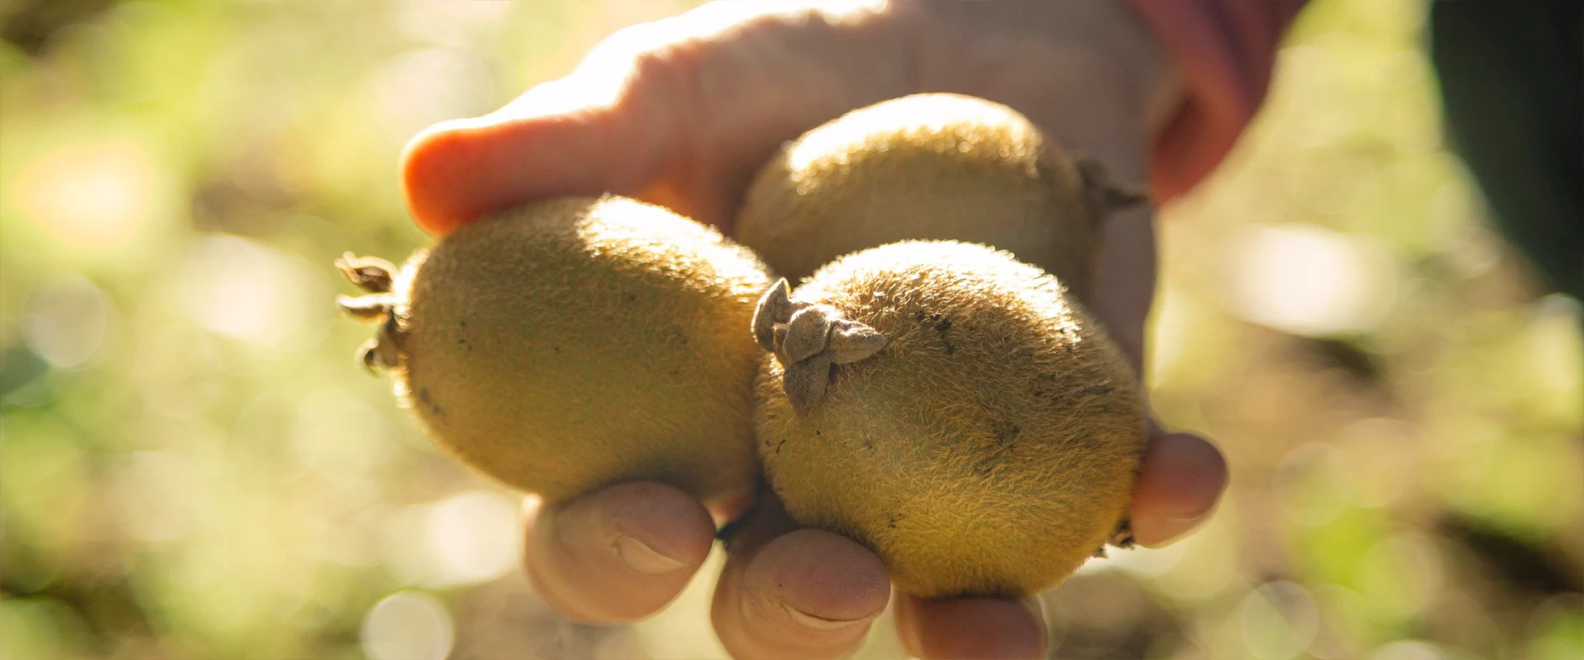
[1128,430,1228,547]
[400,23,691,236]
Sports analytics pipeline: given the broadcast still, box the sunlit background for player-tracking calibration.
[1,0,1579,658]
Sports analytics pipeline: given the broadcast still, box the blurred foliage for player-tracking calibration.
[0,0,1579,659]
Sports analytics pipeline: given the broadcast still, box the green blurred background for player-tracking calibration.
[1,0,1579,658]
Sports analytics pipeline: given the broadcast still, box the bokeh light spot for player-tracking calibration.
[1226,224,1398,337]
[23,273,112,369]
[178,235,326,349]
[426,490,521,587]
[360,591,454,660]
[1273,443,1355,526]
[1370,640,1450,660]
[11,141,154,250]
[1358,532,1444,621]
[1239,581,1322,660]
[381,490,520,588]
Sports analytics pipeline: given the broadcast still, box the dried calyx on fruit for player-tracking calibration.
[751,278,887,416]
[335,253,403,371]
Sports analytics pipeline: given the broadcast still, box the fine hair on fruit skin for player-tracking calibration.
[735,93,1145,300]
[751,240,1146,599]
[337,196,774,508]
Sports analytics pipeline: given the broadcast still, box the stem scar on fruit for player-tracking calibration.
[752,278,887,416]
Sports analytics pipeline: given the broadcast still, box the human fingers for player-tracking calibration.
[1127,430,1228,547]
[710,498,890,660]
[894,593,1046,660]
[401,1,906,236]
[398,56,682,237]
[521,481,716,623]
[1082,183,1229,548]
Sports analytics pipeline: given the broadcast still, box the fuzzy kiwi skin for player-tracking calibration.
[736,93,1137,299]
[381,196,773,507]
[753,240,1146,599]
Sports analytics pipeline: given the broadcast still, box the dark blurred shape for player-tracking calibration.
[0,0,117,54]
[1439,515,1584,597]
[0,344,49,399]
[1292,335,1388,386]
[189,175,297,237]
[1431,1,1584,301]
[0,563,151,656]
[1044,574,1185,659]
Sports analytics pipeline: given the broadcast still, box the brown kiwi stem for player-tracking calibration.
[1093,519,1137,558]
[751,280,888,416]
[336,253,405,373]
[1108,518,1135,549]
[356,315,404,373]
[753,279,795,352]
[337,293,395,322]
[1074,156,1151,218]
[335,252,398,294]
[356,339,383,372]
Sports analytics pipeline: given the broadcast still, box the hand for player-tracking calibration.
[402,2,1227,658]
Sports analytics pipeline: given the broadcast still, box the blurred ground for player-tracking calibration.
[1,1,1580,659]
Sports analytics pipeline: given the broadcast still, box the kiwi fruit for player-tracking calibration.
[750,240,1146,599]
[338,196,774,507]
[735,93,1145,299]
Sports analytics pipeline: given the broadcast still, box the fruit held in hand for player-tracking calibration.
[338,196,773,507]
[751,240,1145,599]
[735,93,1145,299]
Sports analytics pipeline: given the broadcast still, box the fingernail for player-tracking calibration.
[1026,596,1051,649]
[784,604,871,632]
[1168,509,1215,529]
[1142,510,1215,547]
[612,534,686,575]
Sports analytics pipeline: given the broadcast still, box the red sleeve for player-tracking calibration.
[1126,0,1308,203]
